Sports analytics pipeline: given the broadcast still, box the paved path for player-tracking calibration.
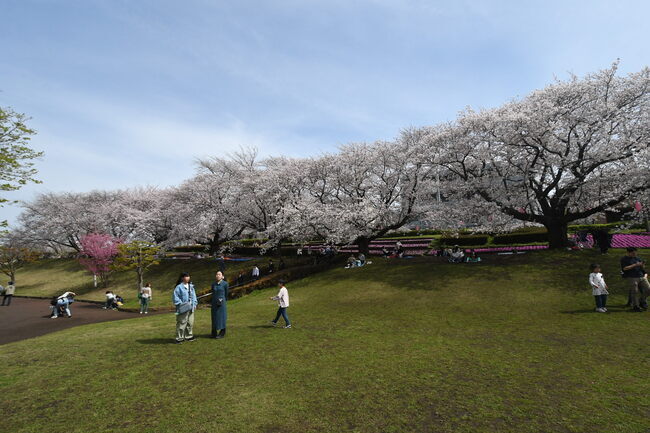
[0,297,162,345]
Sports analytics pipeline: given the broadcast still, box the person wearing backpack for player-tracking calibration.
[210,271,229,339]
[172,273,198,343]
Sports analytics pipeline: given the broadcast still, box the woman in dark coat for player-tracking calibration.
[211,271,229,339]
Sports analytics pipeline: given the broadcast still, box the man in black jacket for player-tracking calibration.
[621,248,649,311]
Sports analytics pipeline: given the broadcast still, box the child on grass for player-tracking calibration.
[589,263,609,313]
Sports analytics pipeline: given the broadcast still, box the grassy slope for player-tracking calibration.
[2,249,650,433]
[14,257,301,309]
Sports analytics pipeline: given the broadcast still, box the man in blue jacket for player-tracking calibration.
[172,272,198,343]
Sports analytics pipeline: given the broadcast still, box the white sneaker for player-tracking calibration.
[139,312,143,314]
[596,308,606,313]
[602,307,607,312]
[284,325,292,329]
[51,316,57,319]
[145,312,148,314]
[270,321,277,327]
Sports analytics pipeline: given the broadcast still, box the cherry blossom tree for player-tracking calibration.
[275,138,435,253]
[422,63,650,248]
[78,233,121,287]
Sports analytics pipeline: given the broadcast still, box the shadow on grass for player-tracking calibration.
[560,308,631,314]
[136,338,177,345]
[247,325,275,329]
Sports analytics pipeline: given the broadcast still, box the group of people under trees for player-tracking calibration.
[172,271,291,344]
[441,246,482,263]
[346,253,367,268]
[587,248,649,313]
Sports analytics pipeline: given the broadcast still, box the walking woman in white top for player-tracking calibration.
[270,279,291,328]
[589,263,609,313]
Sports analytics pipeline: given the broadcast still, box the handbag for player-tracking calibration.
[215,298,223,307]
[178,301,192,314]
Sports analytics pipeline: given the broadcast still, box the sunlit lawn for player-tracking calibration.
[2,249,649,432]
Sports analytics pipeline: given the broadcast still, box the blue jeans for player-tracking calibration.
[273,307,290,326]
[594,294,607,309]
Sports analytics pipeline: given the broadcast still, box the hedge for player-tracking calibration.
[382,229,442,238]
[438,235,489,246]
[492,232,549,244]
[172,245,208,253]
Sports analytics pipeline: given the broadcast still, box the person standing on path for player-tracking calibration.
[140,283,152,314]
[621,247,649,312]
[1,281,15,306]
[210,271,229,339]
[270,279,291,328]
[172,273,198,343]
[252,266,260,281]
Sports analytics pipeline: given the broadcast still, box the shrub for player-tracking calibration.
[383,229,442,238]
[492,232,549,244]
[172,245,208,253]
[438,235,489,246]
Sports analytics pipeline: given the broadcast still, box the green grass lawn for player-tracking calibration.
[2,249,650,432]
[14,256,303,309]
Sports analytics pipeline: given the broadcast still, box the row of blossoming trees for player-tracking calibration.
[5,64,650,280]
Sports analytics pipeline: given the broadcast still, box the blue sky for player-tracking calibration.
[1,0,649,225]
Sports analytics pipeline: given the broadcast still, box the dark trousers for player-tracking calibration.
[273,307,291,325]
[594,294,608,309]
[211,328,226,337]
[2,295,12,306]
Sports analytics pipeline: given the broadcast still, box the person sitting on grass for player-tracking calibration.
[358,253,366,266]
[346,255,357,268]
[589,263,609,313]
[449,246,465,263]
[381,247,390,258]
[465,249,481,263]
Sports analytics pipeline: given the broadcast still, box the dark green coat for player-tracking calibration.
[211,280,229,330]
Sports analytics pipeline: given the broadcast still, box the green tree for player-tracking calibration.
[112,241,161,294]
[1,105,42,227]
[0,244,40,284]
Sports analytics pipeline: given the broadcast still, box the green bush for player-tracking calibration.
[172,245,208,253]
[383,229,442,238]
[567,222,632,232]
[492,232,549,244]
[438,235,489,246]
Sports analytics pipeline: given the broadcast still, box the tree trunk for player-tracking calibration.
[545,220,569,249]
[357,237,370,255]
[137,268,144,292]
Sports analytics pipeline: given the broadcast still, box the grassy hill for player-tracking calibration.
[14,256,305,309]
[2,249,650,432]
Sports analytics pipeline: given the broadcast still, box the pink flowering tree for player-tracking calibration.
[78,233,121,287]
